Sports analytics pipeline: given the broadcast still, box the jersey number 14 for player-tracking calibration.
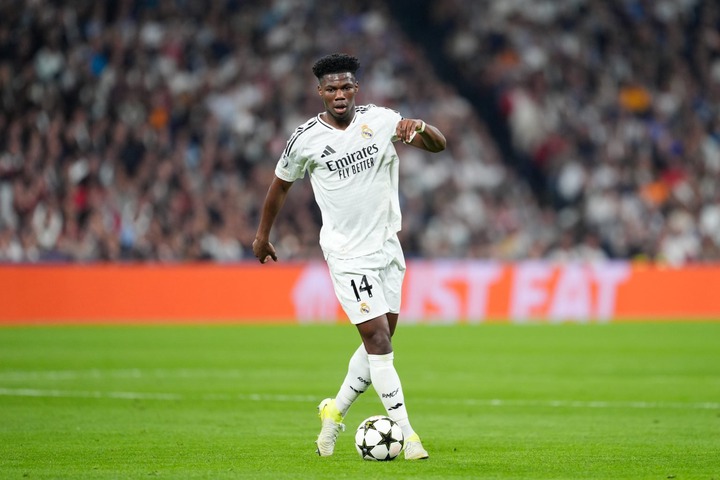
[350,275,373,302]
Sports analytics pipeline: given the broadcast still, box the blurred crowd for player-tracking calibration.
[433,0,720,264]
[1,0,719,265]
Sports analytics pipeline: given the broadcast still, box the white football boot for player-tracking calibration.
[404,433,429,460]
[315,398,345,456]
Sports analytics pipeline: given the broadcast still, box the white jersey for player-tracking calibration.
[275,104,403,259]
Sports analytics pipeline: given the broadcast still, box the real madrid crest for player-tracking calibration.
[360,302,371,314]
[361,124,373,139]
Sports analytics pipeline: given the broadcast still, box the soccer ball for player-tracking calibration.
[354,415,404,461]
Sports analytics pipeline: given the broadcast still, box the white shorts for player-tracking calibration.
[325,235,407,325]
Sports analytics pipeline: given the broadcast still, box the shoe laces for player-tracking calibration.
[323,418,345,433]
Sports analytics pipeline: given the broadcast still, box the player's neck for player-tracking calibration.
[321,111,355,130]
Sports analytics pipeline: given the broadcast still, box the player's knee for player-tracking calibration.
[357,315,393,354]
[364,330,392,354]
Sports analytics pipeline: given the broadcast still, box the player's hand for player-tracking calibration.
[395,119,425,144]
[252,238,278,264]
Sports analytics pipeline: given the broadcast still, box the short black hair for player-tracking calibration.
[312,53,360,80]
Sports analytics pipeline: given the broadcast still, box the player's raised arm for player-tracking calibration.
[252,176,294,263]
[395,118,446,153]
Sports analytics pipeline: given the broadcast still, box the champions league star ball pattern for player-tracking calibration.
[354,415,404,461]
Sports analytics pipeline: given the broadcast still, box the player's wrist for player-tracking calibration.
[415,121,426,134]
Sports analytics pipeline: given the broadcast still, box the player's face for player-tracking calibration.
[318,72,358,124]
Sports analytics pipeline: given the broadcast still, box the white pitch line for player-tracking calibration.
[0,369,249,381]
[421,397,720,410]
[0,388,717,410]
[0,388,182,401]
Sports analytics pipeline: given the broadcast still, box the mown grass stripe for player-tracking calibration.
[1,387,717,410]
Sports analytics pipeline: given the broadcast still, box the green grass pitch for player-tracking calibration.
[1,322,719,479]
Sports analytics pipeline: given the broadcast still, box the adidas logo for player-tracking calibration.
[320,145,336,158]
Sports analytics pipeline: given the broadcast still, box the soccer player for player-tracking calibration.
[252,53,446,460]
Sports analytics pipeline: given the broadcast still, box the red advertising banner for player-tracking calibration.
[1,262,718,324]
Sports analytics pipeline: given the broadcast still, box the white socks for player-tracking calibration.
[367,352,416,439]
[334,344,371,416]
[333,346,417,439]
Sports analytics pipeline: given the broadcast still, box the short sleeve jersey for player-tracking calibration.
[275,104,403,259]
